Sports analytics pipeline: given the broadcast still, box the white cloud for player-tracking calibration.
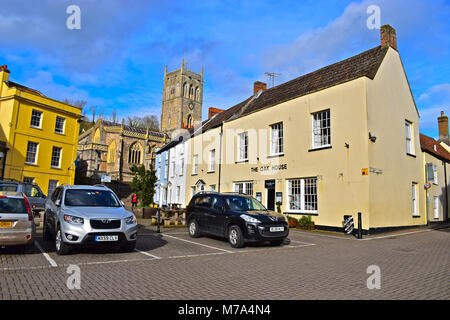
[23,70,105,108]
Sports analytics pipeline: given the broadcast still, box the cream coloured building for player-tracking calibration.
[184,25,429,233]
[419,112,450,223]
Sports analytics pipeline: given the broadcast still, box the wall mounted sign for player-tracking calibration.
[343,215,354,234]
[251,164,287,173]
[361,168,369,176]
[276,192,282,204]
[265,180,275,189]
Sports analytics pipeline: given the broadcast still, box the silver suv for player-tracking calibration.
[43,184,138,255]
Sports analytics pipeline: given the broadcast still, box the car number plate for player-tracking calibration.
[95,235,118,242]
[270,226,284,232]
[0,221,12,228]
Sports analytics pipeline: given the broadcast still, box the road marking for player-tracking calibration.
[289,239,316,246]
[290,229,353,240]
[134,249,161,259]
[162,233,234,253]
[35,241,58,267]
[359,229,432,241]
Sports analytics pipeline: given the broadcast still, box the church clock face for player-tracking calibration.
[188,103,194,110]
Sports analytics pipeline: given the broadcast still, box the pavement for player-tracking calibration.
[0,221,449,300]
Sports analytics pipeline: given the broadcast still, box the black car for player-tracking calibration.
[186,192,289,248]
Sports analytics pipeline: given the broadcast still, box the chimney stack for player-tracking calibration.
[0,65,10,97]
[380,25,397,50]
[438,111,449,143]
[253,81,267,95]
[208,107,224,119]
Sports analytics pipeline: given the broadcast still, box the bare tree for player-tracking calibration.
[63,98,87,109]
[90,105,97,123]
[112,109,118,123]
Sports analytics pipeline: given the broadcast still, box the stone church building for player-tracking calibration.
[76,60,204,186]
[77,119,166,183]
[161,59,203,136]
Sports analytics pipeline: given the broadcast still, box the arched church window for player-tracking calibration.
[195,87,200,101]
[128,142,143,165]
[183,83,188,97]
[186,114,193,128]
[93,128,101,144]
[107,140,116,163]
[189,85,194,99]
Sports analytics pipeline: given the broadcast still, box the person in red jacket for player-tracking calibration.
[131,193,137,211]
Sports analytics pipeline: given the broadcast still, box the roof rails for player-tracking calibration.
[0,178,19,183]
[195,191,221,195]
[58,183,71,188]
[93,184,110,189]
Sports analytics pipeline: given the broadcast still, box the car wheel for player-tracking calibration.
[55,226,71,255]
[121,242,136,252]
[42,215,52,241]
[188,219,201,238]
[270,240,284,246]
[228,225,244,248]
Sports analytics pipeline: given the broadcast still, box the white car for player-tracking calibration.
[43,184,137,255]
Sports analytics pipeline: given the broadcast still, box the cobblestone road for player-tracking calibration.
[0,225,449,300]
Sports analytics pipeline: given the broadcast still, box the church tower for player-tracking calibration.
[160,59,203,136]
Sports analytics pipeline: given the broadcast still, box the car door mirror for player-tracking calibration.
[120,200,124,206]
[55,199,61,207]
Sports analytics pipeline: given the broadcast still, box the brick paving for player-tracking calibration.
[0,225,449,300]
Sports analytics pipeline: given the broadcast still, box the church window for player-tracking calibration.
[93,128,101,144]
[107,140,116,163]
[129,142,142,165]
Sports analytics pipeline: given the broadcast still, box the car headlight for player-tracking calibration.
[64,214,84,224]
[240,214,261,224]
[125,215,137,225]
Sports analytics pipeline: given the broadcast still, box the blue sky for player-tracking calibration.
[0,0,449,138]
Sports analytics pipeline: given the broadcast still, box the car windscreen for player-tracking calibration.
[22,185,44,197]
[64,190,121,207]
[0,185,18,192]
[0,197,27,213]
[224,195,267,211]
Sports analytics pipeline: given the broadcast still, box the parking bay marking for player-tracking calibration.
[35,241,58,267]
[162,233,234,253]
[134,248,161,259]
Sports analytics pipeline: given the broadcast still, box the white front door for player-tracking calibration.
[434,196,439,219]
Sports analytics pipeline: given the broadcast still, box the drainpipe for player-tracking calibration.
[1,149,8,179]
[444,161,449,221]
[218,123,223,192]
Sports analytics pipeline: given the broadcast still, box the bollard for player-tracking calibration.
[358,212,363,239]
[157,208,161,233]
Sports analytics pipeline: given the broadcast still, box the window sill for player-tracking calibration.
[267,153,284,158]
[51,166,62,170]
[207,170,215,174]
[235,159,248,164]
[25,162,38,167]
[55,132,65,136]
[283,211,318,216]
[191,173,198,176]
[406,153,416,158]
[30,126,42,130]
[308,145,332,152]
[412,215,421,218]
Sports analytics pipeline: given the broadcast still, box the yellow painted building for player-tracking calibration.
[184,25,429,233]
[0,65,82,196]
